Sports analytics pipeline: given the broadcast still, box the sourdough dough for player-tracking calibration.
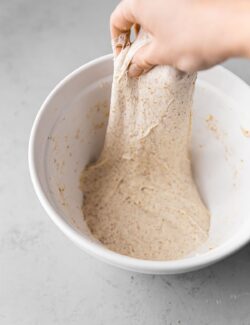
[80,35,210,260]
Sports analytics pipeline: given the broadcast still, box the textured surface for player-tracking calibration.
[1,0,250,324]
[81,37,209,260]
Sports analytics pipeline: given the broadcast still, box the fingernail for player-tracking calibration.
[128,63,143,78]
[112,33,130,57]
[114,46,122,57]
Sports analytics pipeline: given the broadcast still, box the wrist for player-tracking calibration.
[203,0,250,60]
[225,0,250,58]
[239,9,250,58]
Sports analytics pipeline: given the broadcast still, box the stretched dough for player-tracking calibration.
[81,35,210,260]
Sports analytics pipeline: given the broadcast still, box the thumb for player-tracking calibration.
[128,40,161,78]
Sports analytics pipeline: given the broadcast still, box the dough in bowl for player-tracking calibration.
[80,34,210,260]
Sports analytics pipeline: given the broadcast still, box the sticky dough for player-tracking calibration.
[80,34,210,260]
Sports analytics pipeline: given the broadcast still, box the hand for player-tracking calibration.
[110,0,250,77]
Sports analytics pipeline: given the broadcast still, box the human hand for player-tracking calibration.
[110,0,250,77]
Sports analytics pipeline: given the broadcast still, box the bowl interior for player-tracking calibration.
[31,55,250,271]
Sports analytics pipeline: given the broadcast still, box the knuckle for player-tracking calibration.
[110,1,123,27]
[176,56,197,73]
[110,10,117,26]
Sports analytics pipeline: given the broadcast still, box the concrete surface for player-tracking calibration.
[1,1,250,324]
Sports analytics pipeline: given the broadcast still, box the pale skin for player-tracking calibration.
[110,0,250,77]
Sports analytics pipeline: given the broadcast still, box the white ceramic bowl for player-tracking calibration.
[29,54,250,274]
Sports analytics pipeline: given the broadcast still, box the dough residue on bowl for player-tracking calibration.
[80,34,210,260]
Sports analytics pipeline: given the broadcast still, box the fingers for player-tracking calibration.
[110,0,135,55]
[126,40,203,77]
[110,2,205,76]
[111,32,131,56]
[128,40,163,77]
[176,55,214,73]
[129,42,206,76]
[176,56,199,73]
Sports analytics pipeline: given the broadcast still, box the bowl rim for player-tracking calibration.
[29,53,250,274]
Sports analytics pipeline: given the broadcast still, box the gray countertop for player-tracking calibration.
[1,1,250,324]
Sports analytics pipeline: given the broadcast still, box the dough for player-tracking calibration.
[80,34,210,260]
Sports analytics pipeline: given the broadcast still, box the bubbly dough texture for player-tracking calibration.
[81,35,210,260]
